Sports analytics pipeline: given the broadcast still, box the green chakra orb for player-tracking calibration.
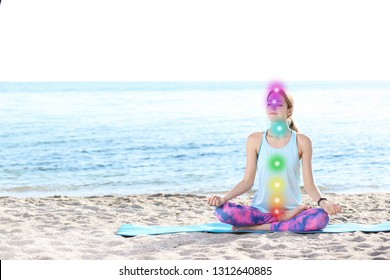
[268,154,286,172]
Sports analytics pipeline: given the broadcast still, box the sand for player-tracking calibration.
[0,192,389,260]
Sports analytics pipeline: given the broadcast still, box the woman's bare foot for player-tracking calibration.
[277,205,311,221]
[232,224,271,231]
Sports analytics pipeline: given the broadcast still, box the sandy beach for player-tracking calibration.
[0,192,389,260]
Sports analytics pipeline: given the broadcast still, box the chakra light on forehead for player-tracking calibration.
[267,94,284,110]
[264,80,286,108]
[268,95,283,103]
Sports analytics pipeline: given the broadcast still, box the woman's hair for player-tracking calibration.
[267,89,301,133]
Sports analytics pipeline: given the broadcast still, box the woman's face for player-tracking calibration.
[266,92,290,121]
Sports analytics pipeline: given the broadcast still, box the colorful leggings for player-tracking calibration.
[215,202,329,232]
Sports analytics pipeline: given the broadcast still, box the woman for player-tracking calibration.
[207,85,342,232]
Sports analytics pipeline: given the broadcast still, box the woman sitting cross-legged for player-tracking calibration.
[207,85,342,232]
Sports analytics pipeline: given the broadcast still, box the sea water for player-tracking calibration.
[0,82,389,197]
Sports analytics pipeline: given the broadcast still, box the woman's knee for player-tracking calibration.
[214,205,223,218]
[214,202,231,222]
[305,208,330,231]
[316,208,330,229]
[214,202,255,226]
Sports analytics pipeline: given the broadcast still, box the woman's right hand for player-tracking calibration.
[207,194,226,207]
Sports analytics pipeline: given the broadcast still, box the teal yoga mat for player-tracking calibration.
[117,221,390,237]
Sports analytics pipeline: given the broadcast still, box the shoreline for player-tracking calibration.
[0,192,389,260]
[2,187,389,199]
[2,182,389,199]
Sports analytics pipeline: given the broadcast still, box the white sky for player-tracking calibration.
[1,0,390,81]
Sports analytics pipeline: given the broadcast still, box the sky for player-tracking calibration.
[1,0,390,81]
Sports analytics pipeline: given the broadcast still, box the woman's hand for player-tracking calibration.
[322,202,342,215]
[207,194,226,207]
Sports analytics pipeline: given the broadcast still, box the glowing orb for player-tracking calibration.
[271,120,288,138]
[269,177,286,190]
[274,197,280,203]
[268,154,286,172]
[267,81,286,94]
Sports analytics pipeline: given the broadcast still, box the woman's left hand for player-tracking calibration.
[323,202,342,215]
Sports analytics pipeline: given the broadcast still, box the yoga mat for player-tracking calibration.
[117,221,390,237]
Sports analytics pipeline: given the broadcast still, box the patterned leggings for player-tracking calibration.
[215,202,329,232]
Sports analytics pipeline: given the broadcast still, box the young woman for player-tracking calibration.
[207,86,342,232]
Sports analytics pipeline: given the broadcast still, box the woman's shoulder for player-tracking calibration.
[248,131,264,141]
[296,132,312,147]
[247,131,264,151]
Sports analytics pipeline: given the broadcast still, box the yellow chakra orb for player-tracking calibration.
[269,177,285,190]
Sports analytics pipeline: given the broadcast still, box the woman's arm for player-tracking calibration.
[300,134,342,215]
[208,133,259,207]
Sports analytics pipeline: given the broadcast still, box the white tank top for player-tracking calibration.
[252,129,302,213]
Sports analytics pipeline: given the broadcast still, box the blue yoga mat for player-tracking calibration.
[117,221,390,237]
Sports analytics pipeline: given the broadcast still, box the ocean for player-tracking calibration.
[0,82,389,197]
